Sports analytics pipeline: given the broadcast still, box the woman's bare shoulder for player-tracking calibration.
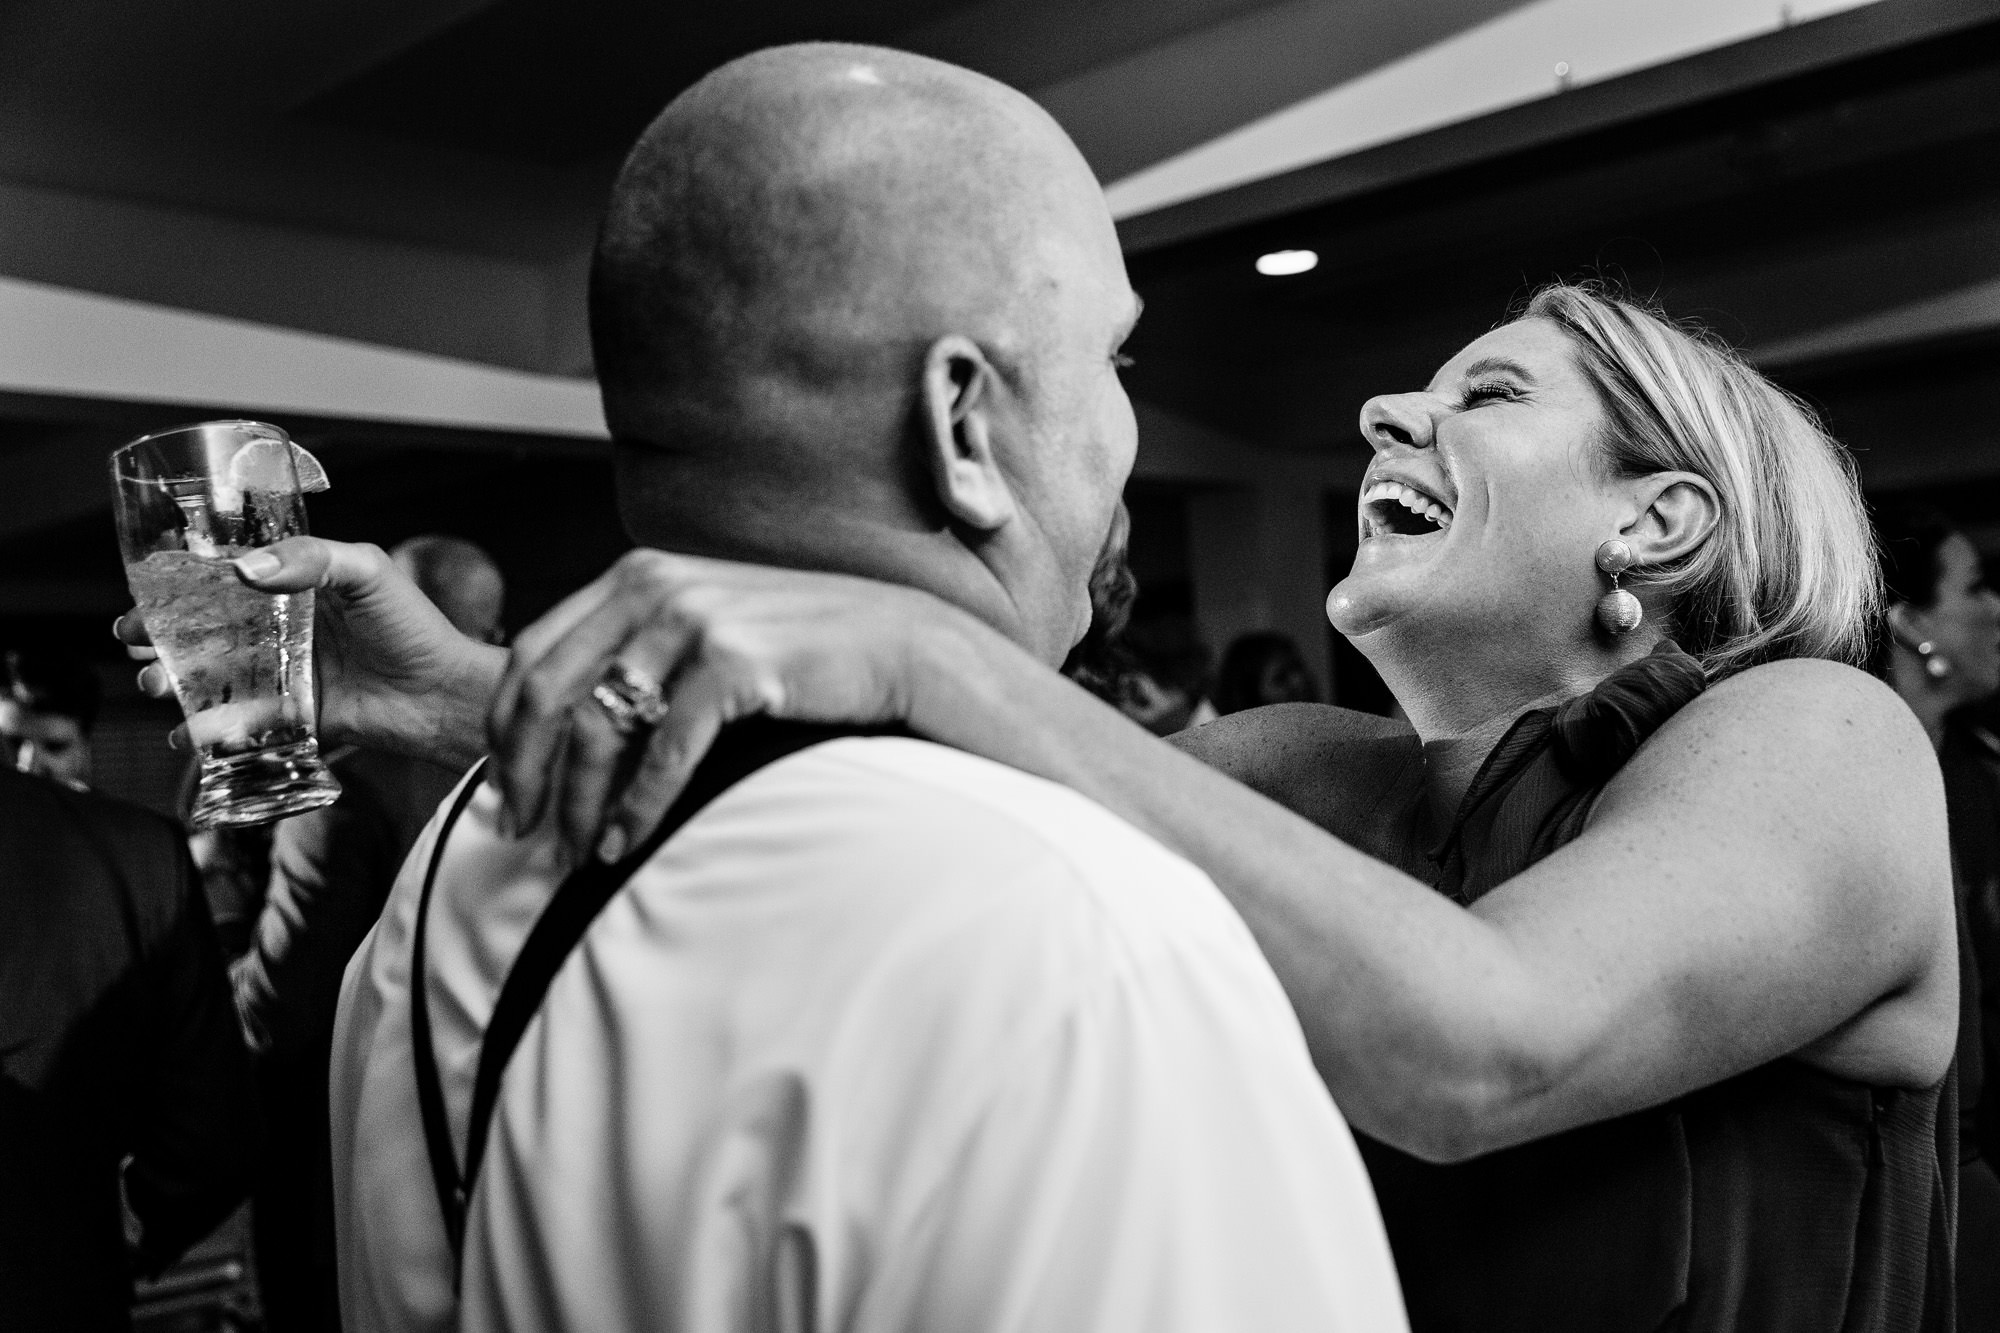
[1171,703,1421,837]
[1172,702,1413,771]
[1666,658,1932,774]
[1605,655,1945,872]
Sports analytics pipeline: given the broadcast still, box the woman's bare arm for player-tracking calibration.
[483,552,1958,1160]
[910,631,1957,1157]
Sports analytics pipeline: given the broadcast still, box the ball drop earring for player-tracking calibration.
[1595,538,1643,635]
[1889,615,1954,680]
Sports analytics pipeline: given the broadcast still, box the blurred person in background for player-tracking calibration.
[0,647,102,789]
[1877,503,2000,1328]
[233,534,504,1333]
[1213,631,1322,715]
[387,535,508,648]
[1059,504,1230,739]
[1116,618,1216,735]
[0,766,260,1331]
[179,765,274,960]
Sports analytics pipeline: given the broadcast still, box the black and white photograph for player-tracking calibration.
[2,1,1998,1329]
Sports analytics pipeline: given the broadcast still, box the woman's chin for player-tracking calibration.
[1326,578,1404,637]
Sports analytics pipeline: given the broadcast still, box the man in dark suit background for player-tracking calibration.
[0,766,260,1331]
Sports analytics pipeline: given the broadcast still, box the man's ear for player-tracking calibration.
[919,335,1017,534]
[1619,471,1719,568]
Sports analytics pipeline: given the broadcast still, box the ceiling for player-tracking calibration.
[1118,3,2000,484]
[0,0,1528,275]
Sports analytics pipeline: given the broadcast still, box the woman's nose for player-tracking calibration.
[1358,392,1437,454]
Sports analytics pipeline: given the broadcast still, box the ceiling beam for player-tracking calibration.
[0,178,576,372]
[1754,273,2000,370]
[0,276,607,439]
[1115,0,1996,252]
[1028,0,1536,186]
[1102,0,1882,222]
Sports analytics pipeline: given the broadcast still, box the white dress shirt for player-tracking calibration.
[332,735,1407,1332]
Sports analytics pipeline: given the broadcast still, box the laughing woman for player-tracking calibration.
[210,286,1960,1331]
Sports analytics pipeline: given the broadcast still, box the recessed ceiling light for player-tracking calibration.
[1256,249,1318,277]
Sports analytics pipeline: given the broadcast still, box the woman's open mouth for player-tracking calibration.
[1360,479,1454,539]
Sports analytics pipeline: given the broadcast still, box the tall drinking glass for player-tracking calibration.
[111,420,341,828]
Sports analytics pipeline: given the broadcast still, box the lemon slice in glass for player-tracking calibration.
[229,436,331,493]
[289,443,330,493]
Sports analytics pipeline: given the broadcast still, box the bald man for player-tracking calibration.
[330,45,1403,1332]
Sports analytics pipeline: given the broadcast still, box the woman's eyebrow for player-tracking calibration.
[1423,356,1538,395]
[1459,356,1536,384]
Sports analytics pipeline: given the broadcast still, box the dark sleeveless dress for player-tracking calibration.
[1334,644,1957,1333]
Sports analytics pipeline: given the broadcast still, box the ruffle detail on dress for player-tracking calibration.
[1549,641,1708,785]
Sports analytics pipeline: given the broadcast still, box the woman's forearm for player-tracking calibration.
[910,617,1545,1159]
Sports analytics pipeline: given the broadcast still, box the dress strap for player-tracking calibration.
[1425,642,1707,901]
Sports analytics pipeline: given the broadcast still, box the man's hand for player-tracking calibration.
[490,549,960,862]
[116,537,505,770]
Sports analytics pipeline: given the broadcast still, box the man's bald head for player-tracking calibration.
[391,535,506,645]
[591,44,1140,661]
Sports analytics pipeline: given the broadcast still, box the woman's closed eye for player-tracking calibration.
[1461,380,1522,408]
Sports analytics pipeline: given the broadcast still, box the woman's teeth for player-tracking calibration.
[1361,480,1452,532]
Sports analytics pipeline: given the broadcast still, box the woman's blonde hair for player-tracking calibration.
[1522,283,1879,678]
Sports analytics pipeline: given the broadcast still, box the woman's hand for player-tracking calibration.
[489,549,980,861]
[116,536,505,770]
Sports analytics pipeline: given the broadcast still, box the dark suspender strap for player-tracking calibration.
[411,719,908,1286]
[409,759,491,1269]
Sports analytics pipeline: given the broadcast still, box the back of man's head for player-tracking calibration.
[591,43,1142,663]
[391,535,507,645]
